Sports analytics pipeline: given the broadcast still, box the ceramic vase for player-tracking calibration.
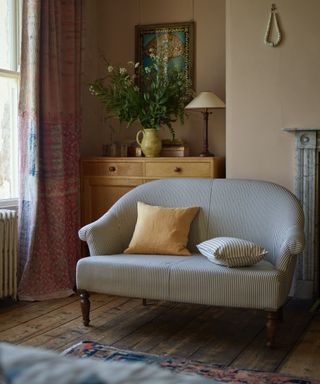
[136,128,162,157]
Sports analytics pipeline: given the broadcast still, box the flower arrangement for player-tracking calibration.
[89,53,192,141]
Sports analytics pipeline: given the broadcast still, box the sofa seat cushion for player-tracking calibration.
[77,255,285,310]
[77,255,188,300]
[169,256,284,310]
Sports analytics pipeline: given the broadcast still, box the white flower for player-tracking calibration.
[134,62,140,68]
[107,65,113,72]
[89,85,96,95]
[119,67,127,74]
[133,86,139,92]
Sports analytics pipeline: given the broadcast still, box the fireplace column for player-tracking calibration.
[284,128,319,299]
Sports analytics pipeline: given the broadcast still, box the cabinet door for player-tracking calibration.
[81,177,142,225]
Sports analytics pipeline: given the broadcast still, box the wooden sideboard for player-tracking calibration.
[81,156,225,226]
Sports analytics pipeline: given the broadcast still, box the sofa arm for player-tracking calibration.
[79,212,125,256]
[275,225,305,271]
[282,225,305,254]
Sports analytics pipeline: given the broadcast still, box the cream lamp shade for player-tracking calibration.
[185,91,225,156]
[185,91,225,110]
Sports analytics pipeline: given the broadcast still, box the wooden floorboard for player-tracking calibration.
[188,307,266,365]
[0,296,78,332]
[232,298,314,372]
[0,294,111,344]
[21,295,130,350]
[114,302,208,353]
[147,305,227,358]
[278,312,320,379]
[0,293,319,380]
[85,300,177,349]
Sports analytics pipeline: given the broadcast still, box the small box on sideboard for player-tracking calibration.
[160,145,189,157]
[160,140,189,157]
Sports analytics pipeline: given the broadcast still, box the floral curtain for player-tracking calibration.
[18,0,82,300]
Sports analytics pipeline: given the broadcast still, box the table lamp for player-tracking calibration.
[185,91,225,156]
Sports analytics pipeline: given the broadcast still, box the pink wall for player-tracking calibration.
[226,0,320,191]
[81,0,226,157]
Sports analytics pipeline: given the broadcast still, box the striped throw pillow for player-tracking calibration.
[197,237,268,267]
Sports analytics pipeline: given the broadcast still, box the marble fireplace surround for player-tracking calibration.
[283,128,319,299]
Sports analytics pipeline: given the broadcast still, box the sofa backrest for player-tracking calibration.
[108,178,304,266]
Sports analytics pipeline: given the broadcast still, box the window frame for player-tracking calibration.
[0,0,22,208]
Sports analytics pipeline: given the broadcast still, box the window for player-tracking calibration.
[0,0,21,205]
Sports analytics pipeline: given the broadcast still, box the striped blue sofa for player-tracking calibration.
[77,178,304,347]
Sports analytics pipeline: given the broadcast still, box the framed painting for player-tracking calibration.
[135,21,195,87]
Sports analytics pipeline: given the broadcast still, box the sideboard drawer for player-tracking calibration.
[82,161,143,177]
[145,161,212,178]
[81,157,224,230]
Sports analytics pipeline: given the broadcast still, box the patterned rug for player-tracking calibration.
[63,341,319,384]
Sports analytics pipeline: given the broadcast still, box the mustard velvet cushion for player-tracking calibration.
[124,202,199,256]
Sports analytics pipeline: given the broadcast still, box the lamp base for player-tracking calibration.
[199,150,215,157]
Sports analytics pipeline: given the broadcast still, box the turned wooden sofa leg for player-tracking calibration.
[278,306,284,323]
[79,290,90,326]
[142,298,147,306]
[266,310,279,348]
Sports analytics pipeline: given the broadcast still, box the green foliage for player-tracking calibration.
[89,54,193,140]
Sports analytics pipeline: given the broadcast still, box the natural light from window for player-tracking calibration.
[0,0,21,203]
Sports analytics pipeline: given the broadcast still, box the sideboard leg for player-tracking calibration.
[79,290,90,326]
[266,310,279,348]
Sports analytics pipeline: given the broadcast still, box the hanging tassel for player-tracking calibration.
[264,4,282,47]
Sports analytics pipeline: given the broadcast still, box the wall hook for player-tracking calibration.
[264,3,282,47]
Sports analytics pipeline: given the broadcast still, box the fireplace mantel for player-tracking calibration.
[283,128,320,298]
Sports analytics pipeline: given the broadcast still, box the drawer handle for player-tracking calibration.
[108,166,116,172]
[174,167,182,173]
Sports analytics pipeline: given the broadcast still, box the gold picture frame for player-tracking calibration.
[135,21,195,87]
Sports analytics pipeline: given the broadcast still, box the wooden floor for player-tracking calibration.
[0,293,319,380]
